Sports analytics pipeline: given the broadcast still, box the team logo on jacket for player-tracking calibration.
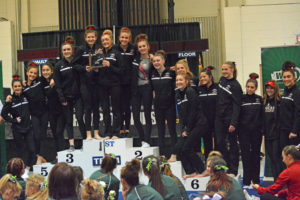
[256,98,260,103]
[226,85,231,90]
[265,103,275,112]
[110,53,115,58]
[165,72,170,77]
[288,93,293,98]
[212,89,217,94]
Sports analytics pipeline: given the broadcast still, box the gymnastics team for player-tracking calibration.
[1,25,300,200]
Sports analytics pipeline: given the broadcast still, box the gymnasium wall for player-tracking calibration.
[223,1,300,93]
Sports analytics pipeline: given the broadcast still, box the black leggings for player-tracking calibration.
[265,139,283,181]
[62,98,86,140]
[174,123,206,174]
[154,104,177,154]
[280,129,300,152]
[31,113,48,157]
[13,129,36,167]
[214,117,239,175]
[99,85,121,137]
[120,84,131,130]
[49,112,65,152]
[132,84,153,144]
[81,84,100,131]
[239,129,262,185]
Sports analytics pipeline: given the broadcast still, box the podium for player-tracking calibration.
[32,138,209,194]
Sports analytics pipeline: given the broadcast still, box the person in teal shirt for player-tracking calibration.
[121,158,163,200]
[90,154,120,200]
[206,158,246,200]
[160,156,188,200]
[142,155,182,200]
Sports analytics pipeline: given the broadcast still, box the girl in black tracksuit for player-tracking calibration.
[279,61,300,150]
[238,73,263,186]
[263,80,283,181]
[23,62,48,161]
[169,73,207,175]
[131,34,154,147]
[215,61,242,176]
[151,53,177,155]
[198,66,217,158]
[94,29,122,139]
[54,39,86,151]
[76,25,102,140]
[41,63,65,152]
[114,27,136,137]
[1,76,37,167]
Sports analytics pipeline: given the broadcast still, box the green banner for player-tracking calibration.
[0,61,6,177]
[261,45,300,90]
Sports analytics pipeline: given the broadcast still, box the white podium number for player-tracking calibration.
[135,150,143,160]
[191,179,200,189]
[41,167,48,176]
[66,153,74,163]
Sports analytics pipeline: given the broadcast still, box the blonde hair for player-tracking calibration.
[0,174,22,196]
[175,59,194,78]
[81,178,104,200]
[119,27,132,38]
[102,29,113,40]
[26,174,48,200]
[207,151,222,159]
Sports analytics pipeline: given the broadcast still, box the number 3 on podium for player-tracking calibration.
[66,153,74,163]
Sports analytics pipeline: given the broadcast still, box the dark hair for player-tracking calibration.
[224,61,237,78]
[41,62,54,74]
[11,75,22,87]
[283,145,300,160]
[48,162,77,200]
[84,25,98,38]
[6,158,25,178]
[101,154,117,173]
[246,72,259,89]
[142,155,164,198]
[73,166,83,194]
[207,158,233,192]
[282,61,296,77]
[121,159,141,186]
[200,66,215,84]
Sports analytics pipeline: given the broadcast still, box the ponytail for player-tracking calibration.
[101,154,117,173]
[224,61,237,78]
[246,72,259,89]
[121,159,141,187]
[142,156,164,198]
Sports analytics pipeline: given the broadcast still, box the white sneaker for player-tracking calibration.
[141,141,150,148]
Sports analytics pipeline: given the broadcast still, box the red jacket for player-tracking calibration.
[258,161,300,200]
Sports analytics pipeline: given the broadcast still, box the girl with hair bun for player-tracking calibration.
[54,36,87,151]
[0,174,22,200]
[215,61,242,176]
[115,27,135,138]
[76,25,102,140]
[80,178,104,200]
[1,76,38,168]
[131,33,154,147]
[25,174,48,200]
[121,158,163,200]
[252,145,300,200]
[263,80,283,181]
[198,66,218,158]
[279,61,300,150]
[142,156,181,200]
[238,72,263,186]
[94,29,122,139]
[89,154,120,199]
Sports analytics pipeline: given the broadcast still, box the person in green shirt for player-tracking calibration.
[121,159,163,200]
[90,154,120,200]
[5,158,26,200]
[206,158,246,200]
[159,156,188,200]
[142,155,182,200]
